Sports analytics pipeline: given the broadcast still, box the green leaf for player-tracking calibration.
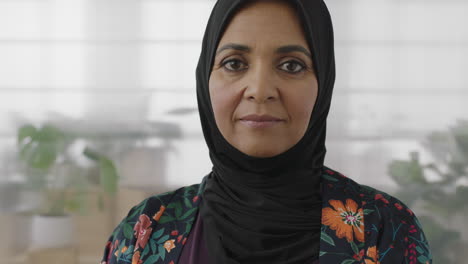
[178,207,197,220]
[143,255,159,264]
[83,146,100,161]
[320,231,335,246]
[17,125,36,145]
[363,209,374,215]
[156,234,169,244]
[36,124,65,141]
[322,174,338,182]
[167,202,180,209]
[185,223,193,233]
[30,143,58,169]
[416,246,424,254]
[150,239,156,254]
[340,259,356,264]
[175,206,183,219]
[151,228,165,240]
[184,197,192,208]
[158,215,175,224]
[319,251,326,256]
[350,241,359,255]
[141,244,150,259]
[159,244,166,260]
[123,223,134,239]
[417,255,429,263]
[126,245,134,254]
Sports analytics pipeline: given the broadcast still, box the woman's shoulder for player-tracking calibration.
[322,165,418,221]
[321,166,432,263]
[100,178,206,264]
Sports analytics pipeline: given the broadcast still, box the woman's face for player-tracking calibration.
[209,0,318,158]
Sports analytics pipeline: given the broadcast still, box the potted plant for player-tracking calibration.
[17,123,118,249]
[388,119,468,263]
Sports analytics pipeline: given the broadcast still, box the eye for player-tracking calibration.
[279,60,307,74]
[221,59,248,72]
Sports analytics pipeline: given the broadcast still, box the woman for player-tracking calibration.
[101,0,432,263]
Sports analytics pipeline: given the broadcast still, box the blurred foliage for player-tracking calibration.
[17,123,118,216]
[388,119,468,263]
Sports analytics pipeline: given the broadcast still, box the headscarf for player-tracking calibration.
[196,0,336,263]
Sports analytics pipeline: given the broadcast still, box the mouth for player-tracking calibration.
[239,114,284,128]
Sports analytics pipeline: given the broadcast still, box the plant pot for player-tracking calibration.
[30,214,75,249]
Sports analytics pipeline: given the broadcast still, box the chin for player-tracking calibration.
[241,146,284,158]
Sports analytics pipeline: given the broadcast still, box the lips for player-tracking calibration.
[239,114,284,129]
[240,114,284,122]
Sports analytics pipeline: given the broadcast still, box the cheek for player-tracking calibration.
[209,76,239,128]
[288,87,317,128]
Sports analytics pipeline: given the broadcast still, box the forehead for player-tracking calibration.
[218,0,308,48]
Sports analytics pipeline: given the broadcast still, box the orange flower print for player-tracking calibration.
[133,214,153,250]
[365,246,380,264]
[121,246,128,253]
[132,251,142,264]
[322,199,364,243]
[163,239,176,253]
[153,205,166,222]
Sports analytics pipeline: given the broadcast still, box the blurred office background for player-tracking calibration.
[0,0,467,263]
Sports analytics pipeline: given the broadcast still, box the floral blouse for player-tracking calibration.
[100,166,432,264]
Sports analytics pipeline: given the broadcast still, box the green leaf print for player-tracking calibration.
[179,207,197,220]
[151,228,165,239]
[350,241,359,255]
[143,255,160,264]
[158,215,175,224]
[123,223,134,239]
[159,244,166,260]
[321,231,335,246]
[157,235,170,244]
[184,197,192,208]
[322,174,338,182]
[150,239,157,254]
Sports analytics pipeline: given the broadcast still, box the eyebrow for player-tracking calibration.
[215,43,312,59]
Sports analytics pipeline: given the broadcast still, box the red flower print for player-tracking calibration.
[353,249,365,261]
[374,194,389,204]
[407,243,417,264]
[133,214,153,250]
[171,230,179,236]
[177,234,183,243]
[193,196,199,203]
[182,237,187,245]
[394,203,403,210]
[406,208,414,216]
[106,239,118,262]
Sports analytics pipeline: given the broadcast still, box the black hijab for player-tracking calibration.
[196,0,336,263]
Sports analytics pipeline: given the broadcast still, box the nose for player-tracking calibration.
[243,64,279,104]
